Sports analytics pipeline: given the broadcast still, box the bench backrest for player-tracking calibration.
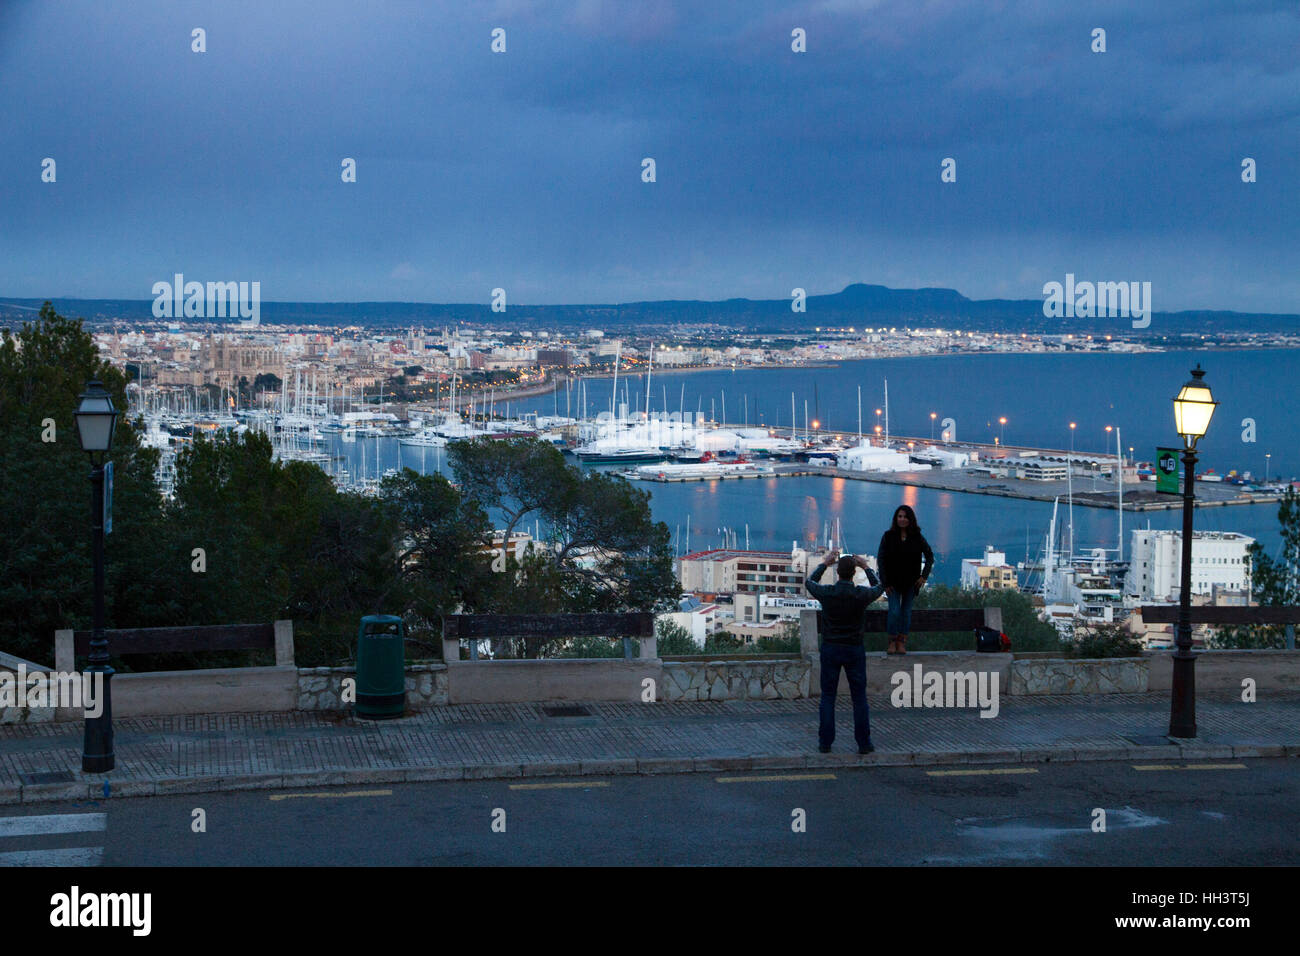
[55,621,295,671]
[1140,606,1300,626]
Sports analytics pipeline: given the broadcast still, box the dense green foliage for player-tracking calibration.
[1066,621,1145,658]
[0,305,164,665]
[447,436,681,656]
[655,618,699,655]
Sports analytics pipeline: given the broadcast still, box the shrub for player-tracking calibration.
[1067,621,1144,658]
[655,618,701,655]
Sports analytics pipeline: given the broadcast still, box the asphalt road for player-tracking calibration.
[2,758,1297,866]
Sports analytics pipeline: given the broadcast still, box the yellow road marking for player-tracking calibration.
[926,767,1038,777]
[1132,763,1248,772]
[716,773,837,783]
[508,781,611,791]
[269,789,393,801]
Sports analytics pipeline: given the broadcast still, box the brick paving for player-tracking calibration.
[1,692,1297,803]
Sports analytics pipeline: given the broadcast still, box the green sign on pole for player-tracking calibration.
[1156,447,1180,495]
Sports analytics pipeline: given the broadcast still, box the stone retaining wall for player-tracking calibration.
[1009,657,1147,695]
[0,699,55,725]
[297,663,448,711]
[661,660,811,701]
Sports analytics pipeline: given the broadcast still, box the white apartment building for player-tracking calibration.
[678,549,806,597]
[730,593,820,626]
[1126,530,1254,603]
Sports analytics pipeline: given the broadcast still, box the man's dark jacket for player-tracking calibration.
[804,563,884,644]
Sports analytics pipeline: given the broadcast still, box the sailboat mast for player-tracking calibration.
[610,342,621,419]
[1116,426,1123,562]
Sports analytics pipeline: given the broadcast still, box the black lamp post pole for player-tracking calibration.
[1169,445,1198,738]
[82,455,115,773]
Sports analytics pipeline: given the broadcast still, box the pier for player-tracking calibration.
[776,463,1281,511]
[626,434,1280,510]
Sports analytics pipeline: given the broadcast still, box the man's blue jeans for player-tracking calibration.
[819,642,871,750]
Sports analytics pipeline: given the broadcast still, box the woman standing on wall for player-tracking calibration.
[876,505,935,655]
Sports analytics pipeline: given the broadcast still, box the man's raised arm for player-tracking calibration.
[804,549,838,599]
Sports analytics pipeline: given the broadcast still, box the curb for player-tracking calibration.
[6,744,1295,804]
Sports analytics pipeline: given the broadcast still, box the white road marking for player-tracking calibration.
[0,847,104,867]
[0,813,106,838]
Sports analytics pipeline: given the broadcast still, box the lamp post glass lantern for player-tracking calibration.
[76,379,119,773]
[1169,365,1217,739]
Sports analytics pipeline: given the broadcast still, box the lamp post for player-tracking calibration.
[1265,453,1270,483]
[1169,364,1217,739]
[1068,422,1077,557]
[75,379,119,773]
[999,416,1007,446]
[930,411,937,440]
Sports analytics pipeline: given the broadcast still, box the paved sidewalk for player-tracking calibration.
[2,692,1297,804]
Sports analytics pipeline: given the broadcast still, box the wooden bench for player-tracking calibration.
[442,612,656,661]
[1140,605,1298,649]
[47,621,297,719]
[55,621,295,672]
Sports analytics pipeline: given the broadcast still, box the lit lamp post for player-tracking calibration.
[75,379,119,773]
[999,416,1007,446]
[1169,365,1217,739]
[930,411,937,440]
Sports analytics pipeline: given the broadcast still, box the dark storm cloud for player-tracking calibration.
[0,0,1295,308]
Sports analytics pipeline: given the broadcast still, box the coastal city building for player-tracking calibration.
[678,549,805,599]
[1125,530,1254,603]
[960,547,1019,590]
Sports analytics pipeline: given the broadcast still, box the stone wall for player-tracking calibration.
[297,663,448,711]
[1144,649,1300,692]
[661,660,811,701]
[1009,657,1147,695]
[0,700,55,725]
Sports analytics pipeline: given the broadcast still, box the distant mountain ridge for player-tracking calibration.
[2,283,1296,334]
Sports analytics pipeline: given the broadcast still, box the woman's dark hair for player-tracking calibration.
[889,504,921,535]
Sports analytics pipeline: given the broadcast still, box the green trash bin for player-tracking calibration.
[355,615,406,719]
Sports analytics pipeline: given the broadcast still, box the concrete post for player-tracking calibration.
[801,609,821,698]
[799,609,820,655]
[273,620,295,667]
[442,634,461,663]
[638,633,658,660]
[55,630,75,674]
[983,605,1004,633]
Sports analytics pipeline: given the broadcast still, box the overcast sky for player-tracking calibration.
[1,0,1296,310]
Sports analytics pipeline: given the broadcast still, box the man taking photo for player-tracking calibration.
[804,550,884,754]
